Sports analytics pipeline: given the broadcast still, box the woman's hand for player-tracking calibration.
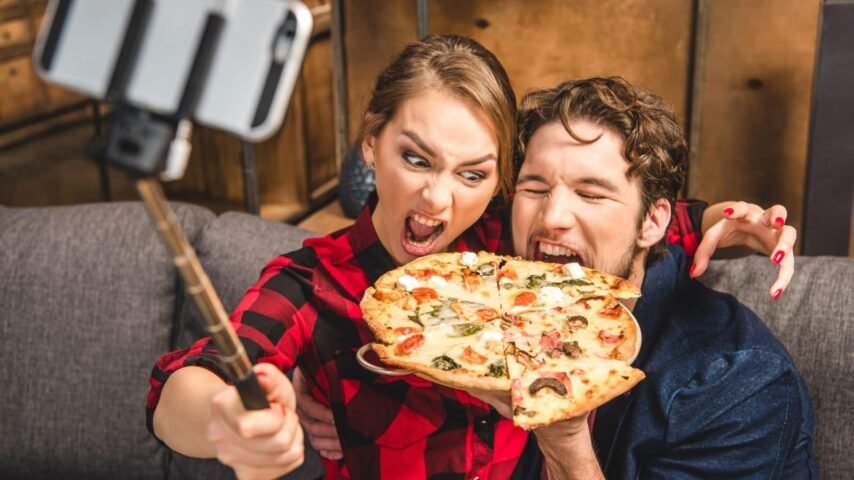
[207,363,305,480]
[692,201,797,299]
[293,367,343,461]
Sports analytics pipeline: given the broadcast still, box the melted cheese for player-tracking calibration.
[459,251,479,267]
[396,275,420,291]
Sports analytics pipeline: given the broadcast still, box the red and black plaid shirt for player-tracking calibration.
[146,197,704,480]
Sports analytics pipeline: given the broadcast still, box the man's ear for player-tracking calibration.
[637,198,672,249]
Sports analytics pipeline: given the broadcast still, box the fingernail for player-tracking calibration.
[772,250,785,264]
[256,370,267,379]
[775,217,784,227]
[723,208,734,217]
[689,263,696,277]
[772,288,783,300]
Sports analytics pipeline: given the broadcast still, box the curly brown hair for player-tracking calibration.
[358,35,517,198]
[516,77,688,262]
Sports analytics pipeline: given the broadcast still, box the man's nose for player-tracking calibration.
[541,193,576,231]
[420,174,453,212]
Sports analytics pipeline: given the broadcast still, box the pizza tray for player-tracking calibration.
[357,302,642,385]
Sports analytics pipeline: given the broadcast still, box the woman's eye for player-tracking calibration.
[403,152,430,168]
[459,171,486,183]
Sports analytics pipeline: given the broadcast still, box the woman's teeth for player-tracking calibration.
[412,213,442,227]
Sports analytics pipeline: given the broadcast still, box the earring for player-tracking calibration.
[366,162,375,170]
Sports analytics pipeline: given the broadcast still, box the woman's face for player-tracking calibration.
[363,89,500,265]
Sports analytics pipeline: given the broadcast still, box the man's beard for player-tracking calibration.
[613,243,644,280]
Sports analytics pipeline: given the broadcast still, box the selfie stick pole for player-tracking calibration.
[96,0,269,410]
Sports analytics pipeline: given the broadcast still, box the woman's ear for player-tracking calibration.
[636,198,672,249]
[361,134,376,168]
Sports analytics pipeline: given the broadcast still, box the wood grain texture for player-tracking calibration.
[343,0,416,144]
[428,0,694,121]
[689,0,820,241]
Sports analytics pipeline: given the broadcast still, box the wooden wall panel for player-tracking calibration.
[429,0,694,121]
[689,0,820,241]
[302,32,337,196]
[343,0,416,144]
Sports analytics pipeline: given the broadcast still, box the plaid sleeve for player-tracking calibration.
[145,254,314,438]
[667,199,709,258]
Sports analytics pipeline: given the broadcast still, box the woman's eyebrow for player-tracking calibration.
[402,130,435,157]
[403,130,496,166]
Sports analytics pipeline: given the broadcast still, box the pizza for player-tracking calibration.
[361,251,645,429]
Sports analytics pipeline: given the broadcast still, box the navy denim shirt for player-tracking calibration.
[589,246,817,479]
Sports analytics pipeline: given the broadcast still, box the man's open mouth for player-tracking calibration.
[534,241,584,266]
[402,213,446,255]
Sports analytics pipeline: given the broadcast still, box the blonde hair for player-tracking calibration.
[358,35,517,197]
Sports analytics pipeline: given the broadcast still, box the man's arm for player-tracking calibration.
[642,349,809,479]
[533,414,604,480]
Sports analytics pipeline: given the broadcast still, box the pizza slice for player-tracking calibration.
[506,344,645,430]
[371,251,503,307]
[371,318,510,391]
[498,257,640,311]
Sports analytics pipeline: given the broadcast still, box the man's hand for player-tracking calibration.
[693,201,797,299]
[468,389,603,480]
[207,363,305,480]
[293,367,343,461]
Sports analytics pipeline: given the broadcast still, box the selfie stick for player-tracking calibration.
[89,0,303,410]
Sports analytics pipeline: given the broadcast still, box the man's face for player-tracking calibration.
[512,120,646,281]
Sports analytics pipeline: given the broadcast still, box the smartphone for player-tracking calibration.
[32,0,312,141]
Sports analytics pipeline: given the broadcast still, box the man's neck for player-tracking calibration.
[623,253,649,312]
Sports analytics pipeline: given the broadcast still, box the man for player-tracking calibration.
[503,77,816,478]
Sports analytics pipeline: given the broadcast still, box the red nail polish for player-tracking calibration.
[689,263,696,277]
[774,217,784,227]
[772,288,782,300]
[723,208,734,217]
[772,251,785,264]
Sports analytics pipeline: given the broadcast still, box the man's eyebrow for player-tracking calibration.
[516,174,549,184]
[577,176,620,192]
[403,130,496,166]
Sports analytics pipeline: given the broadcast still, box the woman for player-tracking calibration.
[147,35,795,480]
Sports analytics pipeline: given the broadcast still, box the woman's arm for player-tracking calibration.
[154,363,305,479]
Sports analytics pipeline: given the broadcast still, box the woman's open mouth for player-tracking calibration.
[401,213,446,256]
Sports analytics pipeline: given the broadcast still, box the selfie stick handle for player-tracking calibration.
[94,0,268,410]
[136,179,270,410]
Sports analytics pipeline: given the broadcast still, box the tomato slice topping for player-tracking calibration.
[411,287,438,304]
[513,291,537,306]
[462,346,488,365]
[476,307,500,320]
[393,327,420,336]
[395,333,425,355]
[499,268,518,281]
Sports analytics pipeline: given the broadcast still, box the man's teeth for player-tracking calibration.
[412,213,442,227]
[540,243,575,258]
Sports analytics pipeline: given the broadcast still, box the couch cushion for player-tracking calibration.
[702,255,854,478]
[177,211,317,348]
[0,202,214,480]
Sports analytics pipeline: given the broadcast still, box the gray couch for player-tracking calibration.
[0,202,851,479]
